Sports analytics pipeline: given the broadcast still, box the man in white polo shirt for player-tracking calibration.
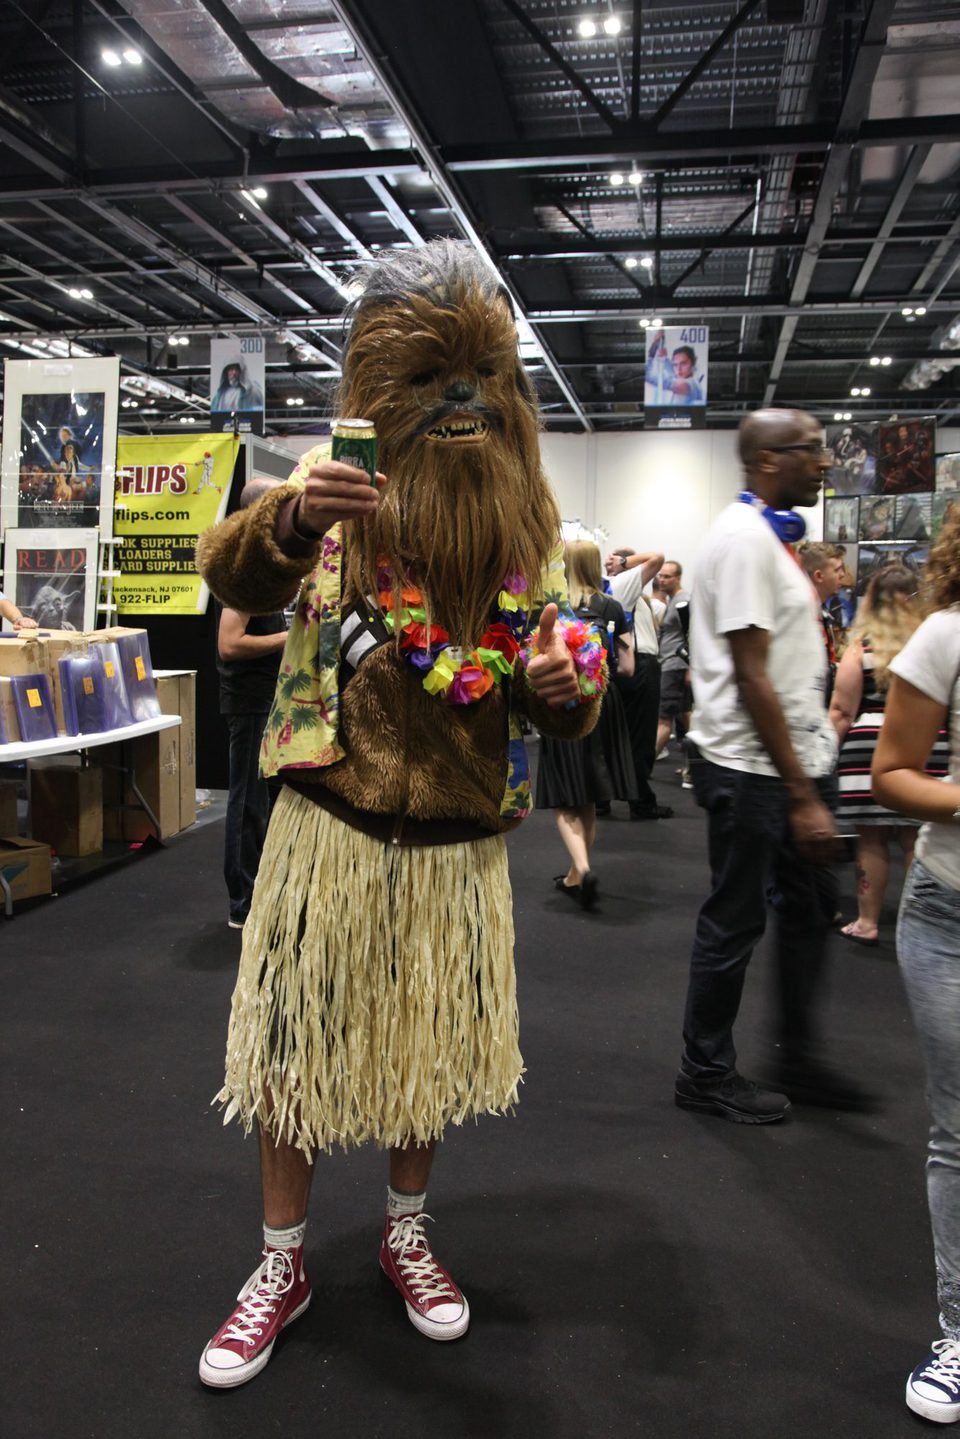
[675,408,868,1123]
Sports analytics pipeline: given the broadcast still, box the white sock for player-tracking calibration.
[263,1218,306,1252]
[387,1186,425,1219]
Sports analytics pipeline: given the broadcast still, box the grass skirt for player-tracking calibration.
[217,786,522,1156]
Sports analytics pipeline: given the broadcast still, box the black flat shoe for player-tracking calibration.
[630,804,674,820]
[553,874,580,900]
[579,871,599,911]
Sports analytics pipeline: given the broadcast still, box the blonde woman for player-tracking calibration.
[830,564,948,944]
[535,540,638,909]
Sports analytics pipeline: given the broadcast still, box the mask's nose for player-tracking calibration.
[443,380,476,403]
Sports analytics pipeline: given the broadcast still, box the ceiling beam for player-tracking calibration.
[849,144,932,299]
[497,0,623,132]
[500,220,954,257]
[653,0,764,127]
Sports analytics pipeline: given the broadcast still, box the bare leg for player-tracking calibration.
[390,1138,436,1195]
[655,718,673,757]
[845,826,890,940]
[258,1125,314,1228]
[556,805,594,885]
[898,826,917,867]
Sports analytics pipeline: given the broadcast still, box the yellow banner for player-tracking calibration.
[112,434,239,614]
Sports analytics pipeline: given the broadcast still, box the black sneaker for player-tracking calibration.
[771,1059,877,1112]
[675,1071,790,1124]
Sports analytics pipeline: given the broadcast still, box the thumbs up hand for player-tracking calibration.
[526,603,581,708]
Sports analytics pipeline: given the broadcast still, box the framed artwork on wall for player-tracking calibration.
[0,528,99,633]
[824,495,860,543]
[0,356,120,538]
[876,417,936,495]
[825,422,877,496]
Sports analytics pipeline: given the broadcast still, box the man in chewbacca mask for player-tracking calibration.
[196,240,604,1387]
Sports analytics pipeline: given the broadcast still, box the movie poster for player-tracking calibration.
[643,325,708,430]
[824,496,860,544]
[936,454,960,490]
[1,356,119,537]
[209,336,266,436]
[835,543,858,627]
[932,490,960,538]
[859,494,895,541]
[112,433,238,614]
[876,418,936,495]
[825,422,877,496]
[894,493,932,540]
[0,528,99,632]
[856,542,928,597]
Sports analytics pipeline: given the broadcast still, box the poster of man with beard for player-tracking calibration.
[194,241,603,1388]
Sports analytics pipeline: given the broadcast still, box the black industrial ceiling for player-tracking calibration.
[0,0,958,432]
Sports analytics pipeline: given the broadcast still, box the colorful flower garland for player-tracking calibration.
[519,615,607,702]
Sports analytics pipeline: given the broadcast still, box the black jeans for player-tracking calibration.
[680,760,837,1080]
[615,654,661,814]
[224,711,274,924]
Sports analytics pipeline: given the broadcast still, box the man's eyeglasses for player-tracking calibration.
[767,442,830,458]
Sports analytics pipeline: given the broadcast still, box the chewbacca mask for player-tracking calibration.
[339,240,560,650]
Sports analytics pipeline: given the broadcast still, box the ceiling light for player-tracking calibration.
[251,187,268,200]
[860,386,871,397]
[101,48,122,66]
[609,171,624,186]
[902,307,914,316]
[905,313,916,322]
[286,397,296,406]
[869,356,881,366]
[639,318,650,328]
[80,288,93,300]
[68,287,82,299]
[122,48,142,65]
[603,16,622,35]
[624,256,638,269]
[914,306,927,317]
[843,411,853,421]
[881,355,892,366]
[240,189,262,209]
[833,412,843,421]
[640,255,654,270]
[577,19,597,37]
[851,387,861,397]
[651,316,663,326]
[628,170,644,185]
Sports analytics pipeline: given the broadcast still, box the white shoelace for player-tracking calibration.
[387,1214,458,1303]
[919,1340,960,1393]
[221,1250,296,1347]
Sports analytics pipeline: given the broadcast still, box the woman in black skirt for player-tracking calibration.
[830,563,948,945]
[536,540,638,910]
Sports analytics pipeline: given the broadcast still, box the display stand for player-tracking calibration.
[0,713,180,917]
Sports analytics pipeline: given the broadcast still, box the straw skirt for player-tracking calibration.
[217,785,522,1156]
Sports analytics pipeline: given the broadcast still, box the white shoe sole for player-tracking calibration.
[404,1296,471,1342]
[198,1291,311,1389]
[906,1380,960,1423]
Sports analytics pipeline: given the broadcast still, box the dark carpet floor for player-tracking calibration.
[1,753,937,1439]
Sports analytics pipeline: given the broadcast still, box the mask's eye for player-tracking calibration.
[477,366,495,379]
[410,370,439,387]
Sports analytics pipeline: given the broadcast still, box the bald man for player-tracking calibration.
[675,409,868,1122]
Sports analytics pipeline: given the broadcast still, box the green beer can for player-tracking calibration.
[331,417,378,486]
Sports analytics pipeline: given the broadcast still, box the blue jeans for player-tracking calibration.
[224,712,274,924]
[897,859,960,1340]
[680,760,835,1080]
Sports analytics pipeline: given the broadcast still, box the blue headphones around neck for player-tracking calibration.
[739,490,807,544]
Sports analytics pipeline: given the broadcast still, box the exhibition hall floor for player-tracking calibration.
[3,760,933,1439]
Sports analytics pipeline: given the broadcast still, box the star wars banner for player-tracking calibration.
[209,336,266,435]
[112,434,238,614]
[643,325,708,430]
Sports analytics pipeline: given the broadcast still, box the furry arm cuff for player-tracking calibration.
[196,483,316,614]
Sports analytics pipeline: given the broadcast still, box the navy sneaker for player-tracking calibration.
[675,1071,790,1124]
[906,1340,960,1423]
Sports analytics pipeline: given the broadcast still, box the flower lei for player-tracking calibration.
[378,567,528,705]
[519,614,607,702]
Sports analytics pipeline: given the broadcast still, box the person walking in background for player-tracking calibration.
[675,408,867,1124]
[537,540,638,909]
[872,519,960,1424]
[216,479,289,929]
[797,540,846,703]
[605,544,672,819]
[654,560,692,784]
[830,564,947,947]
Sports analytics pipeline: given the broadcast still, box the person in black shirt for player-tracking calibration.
[216,479,290,928]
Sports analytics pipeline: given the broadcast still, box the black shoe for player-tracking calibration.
[579,870,599,911]
[553,874,580,901]
[675,1071,791,1124]
[771,1059,877,1112]
[595,802,612,817]
[630,804,674,820]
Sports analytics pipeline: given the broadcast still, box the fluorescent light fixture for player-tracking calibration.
[609,171,624,186]
[624,257,638,269]
[851,387,861,396]
[628,170,644,185]
[122,48,142,65]
[651,316,663,326]
[578,18,597,37]
[833,411,843,421]
[68,287,82,299]
[861,386,871,397]
[603,16,622,35]
[251,187,268,201]
[902,307,914,316]
[102,48,122,66]
[869,356,881,366]
[240,189,262,209]
[639,318,650,328]
[881,356,892,366]
[640,255,654,270]
[915,305,927,316]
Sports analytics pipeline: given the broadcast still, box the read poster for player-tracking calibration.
[112,434,238,614]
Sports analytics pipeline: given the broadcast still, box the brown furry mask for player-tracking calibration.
[338,240,560,649]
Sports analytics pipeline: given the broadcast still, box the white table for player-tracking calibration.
[0,714,181,916]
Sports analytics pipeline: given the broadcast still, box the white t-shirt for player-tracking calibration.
[607,568,659,655]
[888,606,960,891]
[687,500,837,778]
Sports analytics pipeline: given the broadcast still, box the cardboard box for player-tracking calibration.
[0,676,21,744]
[155,670,196,832]
[0,780,18,835]
[0,631,89,733]
[29,759,103,858]
[0,836,52,903]
[97,727,181,843]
